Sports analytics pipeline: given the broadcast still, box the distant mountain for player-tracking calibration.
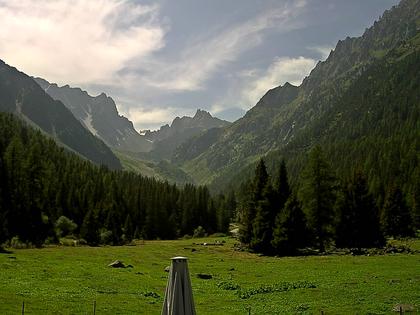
[142,109,230,160]
[0,60,121,169]
[177,0,420,193]
[34,78,152,153]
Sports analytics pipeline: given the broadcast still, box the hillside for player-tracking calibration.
[34,78,152,153]
[143,109,230,161]
[178,0,420,195]
[0,61,121,169]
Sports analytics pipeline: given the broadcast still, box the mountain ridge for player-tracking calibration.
[176,0,420,191]
[0,60,121,169]
[34,77,153,153]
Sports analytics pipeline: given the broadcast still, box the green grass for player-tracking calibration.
[1,238,419,314]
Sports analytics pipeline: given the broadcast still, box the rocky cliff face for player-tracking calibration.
[34,78,152,153]
[0,61,121,169]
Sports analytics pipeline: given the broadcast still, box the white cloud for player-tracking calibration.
[133,1,308,92]
[241,56,316,107]
[0,0,165,85]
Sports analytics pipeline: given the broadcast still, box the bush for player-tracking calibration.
[100,230,113,245]
[193,226,207,238]
[9,236,34,249]
[55,216,77,238]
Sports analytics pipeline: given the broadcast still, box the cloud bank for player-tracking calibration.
[0,0,164,85]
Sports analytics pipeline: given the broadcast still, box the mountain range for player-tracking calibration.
[0,0,418,195]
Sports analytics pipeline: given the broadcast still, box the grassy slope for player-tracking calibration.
[0,238,419,314]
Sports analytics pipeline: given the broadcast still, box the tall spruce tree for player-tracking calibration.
[250,184,275,254]
[80,209,100,246]
[336,171,384,249]
[271,194,308,256]
[381,185,414,238]
[239,159,269,245]
[298,146,336,252]
[273,159,291,212]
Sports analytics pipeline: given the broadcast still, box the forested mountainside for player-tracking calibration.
[0,61,121,169]
[0,113,234,246]
[177,0,420,198]
[34,77,152,153]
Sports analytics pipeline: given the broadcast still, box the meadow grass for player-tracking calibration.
[0,237,419,314]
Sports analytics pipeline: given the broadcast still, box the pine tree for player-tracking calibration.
[80,209,100,246]
[239,159,269,245]
[335,171,384,249]
[237,180,255,244]
[298,146,336,252]
[273,159,291,212]
[271,194,308,255]
[381,185,414,238]
[123,214,134,242]
[250,184,275,254]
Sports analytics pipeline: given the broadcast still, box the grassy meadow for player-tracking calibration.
[0,237,419,314]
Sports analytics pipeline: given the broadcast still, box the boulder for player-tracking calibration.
[108,260,126,268]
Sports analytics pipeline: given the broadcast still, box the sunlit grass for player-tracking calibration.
[1,237,419,314]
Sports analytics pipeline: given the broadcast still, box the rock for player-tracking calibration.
[108,260,126,268]
[197,273,212,279]
[392,304,415,312]
[191,248,197,252]
[164,266,170,272]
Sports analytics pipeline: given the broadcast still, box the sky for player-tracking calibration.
[0,0,399,130]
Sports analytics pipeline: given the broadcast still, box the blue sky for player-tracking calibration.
[0,0,399,130]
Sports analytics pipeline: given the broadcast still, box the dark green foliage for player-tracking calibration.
[273,159,290,212]
[237,180,255,244]
[335,171,384,249]
[80,209,100,246]
[123,214,134,242]
[55,216,78,238]
[238,159,269,245]
[250,184,275,254]
[298,146,336,251]
[271,194,308,255]
[381,185,414,237]
[0,113,226,245]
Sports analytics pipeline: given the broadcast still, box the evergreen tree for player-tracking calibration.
[237,180,255,244]
[271,194,308,255]
[80,209,100,246]
[335,171,384,249]
[239,159,269,244]
[381,185,414,237]
[250,184,275,254]
[298,146,336,252]
[273,159,291,212]
[123,214,134,242]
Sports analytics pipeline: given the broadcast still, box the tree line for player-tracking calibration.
[0,113,236,247]
[237,145,418,256]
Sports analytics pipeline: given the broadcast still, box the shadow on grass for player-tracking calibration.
[0,247,13,254]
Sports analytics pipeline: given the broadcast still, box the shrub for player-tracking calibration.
[193,226,206,238]
[55,216,77,238]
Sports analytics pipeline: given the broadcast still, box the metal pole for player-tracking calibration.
[93,300,96,315]
[21,301,24,315]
